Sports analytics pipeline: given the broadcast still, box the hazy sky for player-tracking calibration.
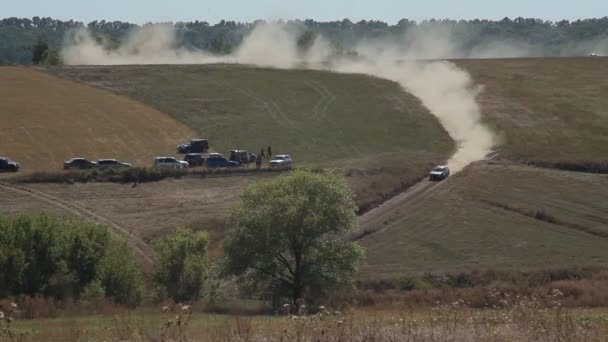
[4,0,607,24]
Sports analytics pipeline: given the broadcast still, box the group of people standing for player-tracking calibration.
[255,145,272,169]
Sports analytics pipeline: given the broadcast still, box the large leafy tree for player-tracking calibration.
[223,169,363,306]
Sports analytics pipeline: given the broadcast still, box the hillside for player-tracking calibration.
[359,162,608,278]
[456,57,608,164]
[358,57,608,279]
[48,65,454,168]
[0,67,195,171]
[2,59,607,280]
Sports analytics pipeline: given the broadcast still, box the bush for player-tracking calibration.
[152,229,209,302]
[96,243,143,306]
[0,214,142,305]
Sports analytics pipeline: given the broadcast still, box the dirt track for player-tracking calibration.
[0,181,155,269]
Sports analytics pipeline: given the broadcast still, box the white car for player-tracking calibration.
[429,165,450,181]
[153,157,189,169]
[269,154,293,168]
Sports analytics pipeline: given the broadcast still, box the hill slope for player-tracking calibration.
[360,162,608,279]
[0,67,195,171]
[49,65,454,168]
[456,57,608,164]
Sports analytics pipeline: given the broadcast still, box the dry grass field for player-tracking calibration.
[0,67,195,172]
[0,175,270,261]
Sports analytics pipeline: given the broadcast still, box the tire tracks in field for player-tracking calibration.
[0,182,155,267]
[305,80,336,121]
[353,161,481,242]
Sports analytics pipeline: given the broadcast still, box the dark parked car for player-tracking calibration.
[0,157,20,172]
[429,165,450,181]
[96,159,132,170]
[64,158,97,170]
[177,139,209,154]
[206,155,239,168]
[184,154,205,167]
[229,150,256,165]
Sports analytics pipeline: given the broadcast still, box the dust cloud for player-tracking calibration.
[62,23,496,172]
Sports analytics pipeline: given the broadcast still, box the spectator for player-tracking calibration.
[255,154,262,169]
[260,148,266,159]
[267,145,272,158]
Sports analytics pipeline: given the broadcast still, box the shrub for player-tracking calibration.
[96,243,143,306]
[0,214,142,305]
[152,229,209,302]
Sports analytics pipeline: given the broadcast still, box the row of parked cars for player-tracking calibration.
[2,139,294,173]
[62,152,293,171]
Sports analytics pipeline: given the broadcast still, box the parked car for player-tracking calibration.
[184,154,205,167]
[229,150,256,165]
[154,157,189,169]
[429,165,450,181]
[269,155,293,168]
[64,158,97,170]
[0,157,20,172]
[96,159,132,170]
[206,155,239,168]
[177,139,209,154]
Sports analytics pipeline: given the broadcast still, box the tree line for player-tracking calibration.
[1,16,607,64]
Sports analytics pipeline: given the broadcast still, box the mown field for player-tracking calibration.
[0,67,195,172]
[48,64,454,168]
[2,59,607,282]
[360,162,608,278]
[355,57,608,280]
[456,57,608,164]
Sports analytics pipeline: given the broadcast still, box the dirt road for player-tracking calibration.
[351,180,437,240]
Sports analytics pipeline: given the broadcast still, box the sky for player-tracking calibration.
[4,0,607,24]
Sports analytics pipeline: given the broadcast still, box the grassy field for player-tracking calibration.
[360,162,608,278]
[6,304,608,341]
[48,64,454,168]
[2,59,607,281]
[0,175,271,259]
[456,57,608,164]
[0,67,195,172]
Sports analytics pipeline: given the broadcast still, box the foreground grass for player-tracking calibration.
[6,300,608,341]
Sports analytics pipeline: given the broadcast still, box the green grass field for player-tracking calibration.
[27,59,608,281]
[360,162,608,279]
[49,65,454,168]
[456,57,608,164]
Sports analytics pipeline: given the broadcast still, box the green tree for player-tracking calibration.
[152,229,209,302]
[31,40,48,64]
[0,214,141,304]
[223,170,364,306]
[42,49,61,65]
[96,242,142,306]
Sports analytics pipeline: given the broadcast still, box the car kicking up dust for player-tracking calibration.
[63,23,496,172]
